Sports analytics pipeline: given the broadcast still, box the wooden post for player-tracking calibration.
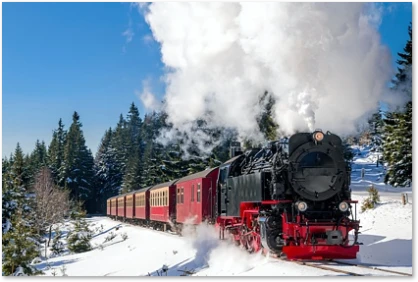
[402,193,406,205]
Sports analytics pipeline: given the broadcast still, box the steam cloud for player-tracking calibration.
[138,3,404,150]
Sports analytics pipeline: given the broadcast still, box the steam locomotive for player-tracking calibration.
[107,130,361,260]
[216,130,360,259]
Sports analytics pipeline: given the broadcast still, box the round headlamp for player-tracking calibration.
[296,201,308,212]
[313,131,324,142]
[339,201,349,212]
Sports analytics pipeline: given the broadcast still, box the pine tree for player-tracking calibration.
[257,91,279,141]
[64,202,92,256]
[94,128,122,212]
[2,171,20,236]
[110,114,129,180]
[28,140,48,186]
[48,119,66,186]
[2,209,40,276]
[368,109,384,152]
[2,151,41,275]
[382,23,412,187]
[2,145,33,239]
[61,112,95,211]
[120,142,143,193]
[126,102,142,152]
[50,227,65,256]
[10,143,31,191]
[383,102,412,186]
[395,23,412,85]
[120,103,144,193]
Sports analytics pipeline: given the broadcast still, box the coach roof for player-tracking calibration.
[176,167,218,184]
[150,180,178,191]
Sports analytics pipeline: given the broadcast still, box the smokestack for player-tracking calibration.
[229,141,242,158]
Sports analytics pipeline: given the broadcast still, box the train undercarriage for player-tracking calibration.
[216,200,361,260]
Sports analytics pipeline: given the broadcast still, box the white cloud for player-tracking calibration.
[143,34,154,44]
[122,28,134,43]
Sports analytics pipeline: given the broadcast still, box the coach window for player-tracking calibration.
[191,185,195,202]
[197,183,201,202]
[180,187,184,204]
[163,191,166,206]
[159,191,161,206]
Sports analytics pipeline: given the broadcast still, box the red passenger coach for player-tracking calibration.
[117,195,126,218]
[106,199,111,216]
[110,196,118,217]
[125,191,136,219]
[149,181,177,227]
[176,167,219,225]
[134,186,152,222]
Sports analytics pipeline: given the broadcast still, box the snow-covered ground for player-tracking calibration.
[33,146,413,276]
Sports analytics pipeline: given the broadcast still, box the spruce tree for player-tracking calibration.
[66,203,92,253]
[120,140,143,193]
[28,140,48,183]
[61,112,95,211]
[382,23,412,187]
[2,209,40,276]
[110,114,129,180]
[257,91,279,141]
[10,143,31,191]
[48,119,66,186]
[2,155,40,275]
[50,226,65,256]
[94,128,122,212]
[120,103,144,193]
[368,110,384,152]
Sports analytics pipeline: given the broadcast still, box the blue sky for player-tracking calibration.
[2,2,412,157]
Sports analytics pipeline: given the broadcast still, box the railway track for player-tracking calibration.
[330,260,412,276]
[112,219,412,277]
[281,258,412,276]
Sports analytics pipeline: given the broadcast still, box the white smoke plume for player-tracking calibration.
[137,79,162,111]
[139,2,401,151]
